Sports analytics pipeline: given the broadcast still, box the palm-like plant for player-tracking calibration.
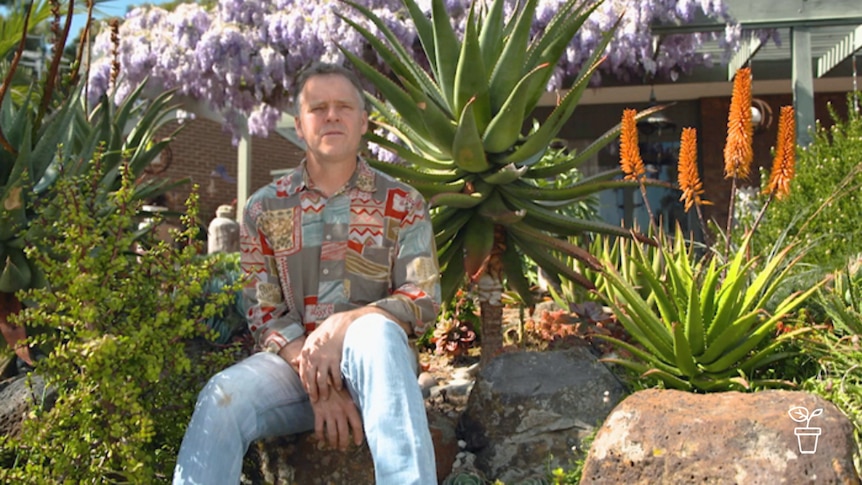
[341,0,659,362]
[1,1,183,364]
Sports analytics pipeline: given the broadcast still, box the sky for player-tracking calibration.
[69,0,171,37]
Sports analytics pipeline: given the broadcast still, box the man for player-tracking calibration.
[173,63,441,484]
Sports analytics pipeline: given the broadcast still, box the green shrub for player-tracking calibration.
[800,329,862,472]
[754,95,862,271]
[0,159,238,483]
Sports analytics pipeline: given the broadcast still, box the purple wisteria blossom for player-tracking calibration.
[87,0,736,141]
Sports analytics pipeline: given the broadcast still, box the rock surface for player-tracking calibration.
[458,347,628,483]
[243,408,458,485]
[0,371,56,438]
[581,389,861,485]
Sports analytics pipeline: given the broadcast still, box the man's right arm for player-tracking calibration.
[240,198,305,354]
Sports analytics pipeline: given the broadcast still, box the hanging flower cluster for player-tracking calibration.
[86,0,735,140]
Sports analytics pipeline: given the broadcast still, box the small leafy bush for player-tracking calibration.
[0,159,238,483]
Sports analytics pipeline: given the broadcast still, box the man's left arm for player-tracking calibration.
[369,192,441,337]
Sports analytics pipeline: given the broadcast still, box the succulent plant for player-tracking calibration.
[340,0,658,361]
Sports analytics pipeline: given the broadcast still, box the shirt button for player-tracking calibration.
[325,234,332,241]
[322,269,330,275]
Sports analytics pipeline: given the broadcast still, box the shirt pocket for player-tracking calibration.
[345,243,393,304]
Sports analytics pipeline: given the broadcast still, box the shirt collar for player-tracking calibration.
[285,157,377,196]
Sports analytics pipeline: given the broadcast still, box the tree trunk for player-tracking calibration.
[477,271,503,367]
[0,292,32,365]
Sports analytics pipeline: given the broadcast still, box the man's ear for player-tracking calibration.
[294,116,305,141]
[360,110,368,135]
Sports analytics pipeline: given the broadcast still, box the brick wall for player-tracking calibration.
[145,118,305,226]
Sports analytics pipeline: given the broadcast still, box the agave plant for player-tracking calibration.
[340,0,660,362]
[0,1,183,364]
[594,225,823,391]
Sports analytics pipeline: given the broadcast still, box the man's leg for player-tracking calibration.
[173,352,315,485]
[341,313,437,485]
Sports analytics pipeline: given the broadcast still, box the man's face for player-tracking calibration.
[294,74,368,165]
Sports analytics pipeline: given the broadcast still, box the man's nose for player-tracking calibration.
[325,106,340,121]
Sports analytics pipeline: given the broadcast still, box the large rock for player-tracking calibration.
[458,347,628,483]
[0,372,56,438]
[581,389,861,484]
[243,408,458,484]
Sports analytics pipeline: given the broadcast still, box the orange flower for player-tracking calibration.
[619,109,645,181]
[723,67,753,180]
[677,127,711,211]
[765,106,796,199]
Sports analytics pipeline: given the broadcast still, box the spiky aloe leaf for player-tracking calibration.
[453,4,490,130]
[431,0,460,111]
[487,0,538,112]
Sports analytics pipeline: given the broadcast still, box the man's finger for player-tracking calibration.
[337,416,349,450]
[317,371,331,401]
[314,412,325,442]
[348,406,364,446]
[326,416,339,448]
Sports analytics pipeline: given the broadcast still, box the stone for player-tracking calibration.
[458,348,628,483]
[0,372,56,438]
[581,389,861,485]
[243,408,458,484]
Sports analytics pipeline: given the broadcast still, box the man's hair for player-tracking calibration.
[293,63,367,112]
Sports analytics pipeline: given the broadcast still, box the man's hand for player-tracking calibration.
[311,385,364,450]
[296,306,406,403]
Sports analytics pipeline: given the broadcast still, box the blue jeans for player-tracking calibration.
[173,314,437,484]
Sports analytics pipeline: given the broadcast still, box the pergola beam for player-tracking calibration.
[727,34,763,80]
[817,24,862,77]
[652,0,862,34]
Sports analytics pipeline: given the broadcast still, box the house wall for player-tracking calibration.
[146,118,305,227]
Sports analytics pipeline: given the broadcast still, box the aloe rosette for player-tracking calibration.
[340,0,660,359]
[595,225,823,391]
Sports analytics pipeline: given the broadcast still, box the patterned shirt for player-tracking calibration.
[240,157,441,352]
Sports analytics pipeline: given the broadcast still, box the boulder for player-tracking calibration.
[243,408,458,484]
[581,389,861,484]
[0,372,56,438]
[458,347,628,483]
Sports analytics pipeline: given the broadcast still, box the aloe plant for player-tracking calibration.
[0,1,184,364]
[341,0,659,362]
[594,225,824,391]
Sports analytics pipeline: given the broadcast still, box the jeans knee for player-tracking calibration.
[345,313,408,350]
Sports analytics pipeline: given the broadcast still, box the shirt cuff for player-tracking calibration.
[262,322,306,353]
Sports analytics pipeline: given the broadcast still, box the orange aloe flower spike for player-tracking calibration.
[677,127,710,211]
[723,67,754,180]
[765,106,796,199]
[619,109,645,181]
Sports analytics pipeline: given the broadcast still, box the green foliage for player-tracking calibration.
[754,95,862,271]
[800,329,862,471]
[814,261,862,336]
[340,0,661,308]
[548,426,598,485]
[432,289,480,358]
[1,0,184,297]
[592,225,823,392]
[0,161,238,483]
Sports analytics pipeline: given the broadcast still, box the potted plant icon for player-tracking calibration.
[788,406,823,454]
